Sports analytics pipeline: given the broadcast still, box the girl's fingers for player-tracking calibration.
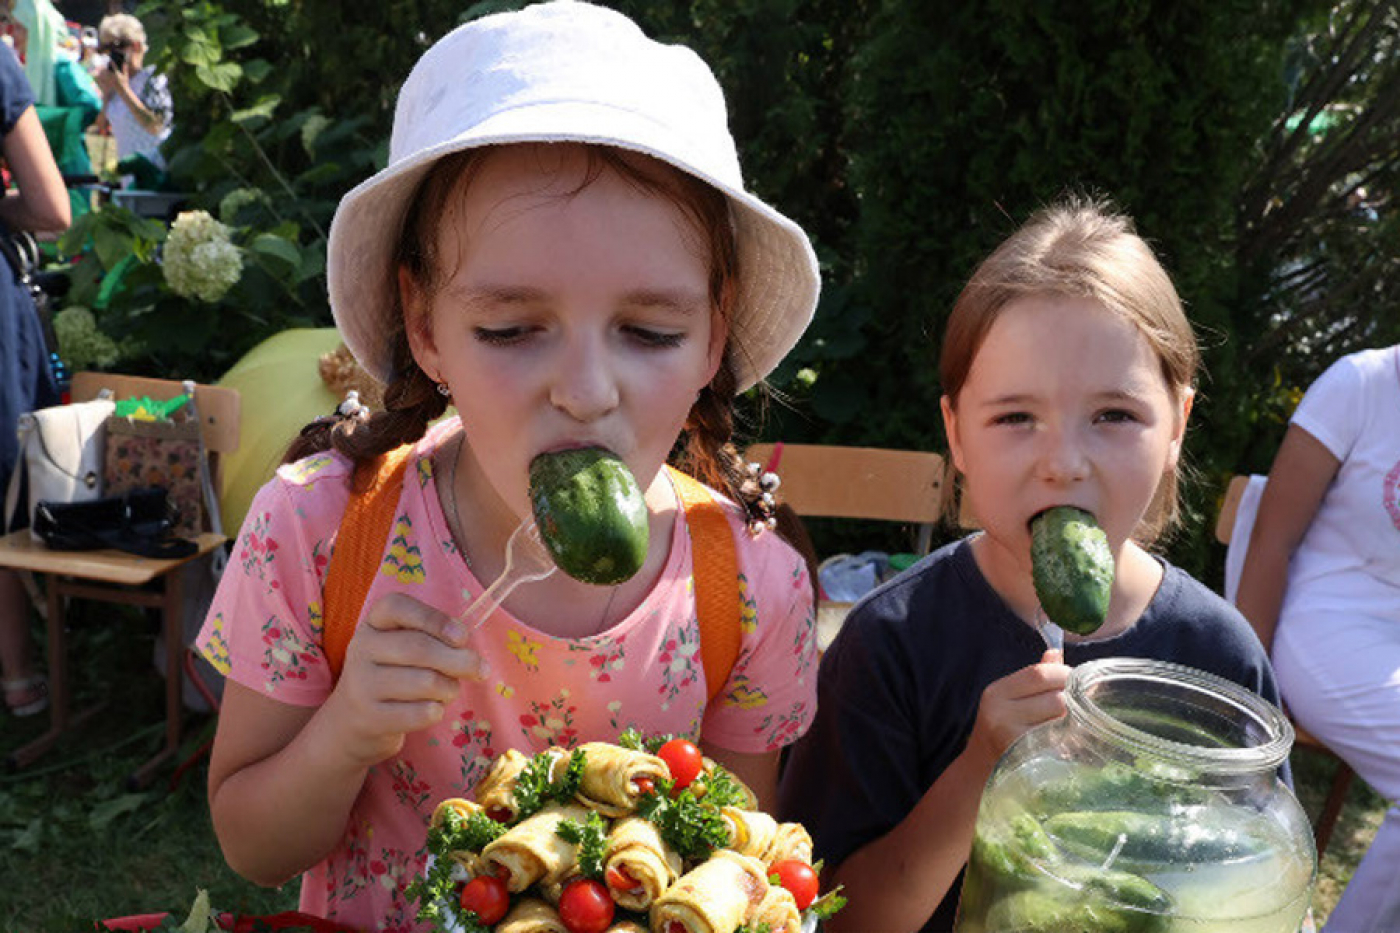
[365,592,468,645]
[358,593,487,681]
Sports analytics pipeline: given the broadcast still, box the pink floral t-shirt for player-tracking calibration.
[196,420,817,931]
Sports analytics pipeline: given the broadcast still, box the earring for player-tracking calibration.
[436,382,451,398]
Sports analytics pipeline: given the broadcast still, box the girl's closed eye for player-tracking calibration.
[474,325,537,346]
[992,410,1034,427]
[623,323,686,348]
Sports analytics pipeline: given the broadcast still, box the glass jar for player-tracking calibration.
[955,658,1316,933]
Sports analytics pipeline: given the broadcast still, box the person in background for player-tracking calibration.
[92,11,168,189]
[1235,344,1400,932]
[7,0,101,217]
[195,4,820,928]
[0,35,71,716]
[778,199,1282,932]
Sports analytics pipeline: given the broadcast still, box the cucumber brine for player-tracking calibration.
[529,447,649,586]
[1030,506,1114,636]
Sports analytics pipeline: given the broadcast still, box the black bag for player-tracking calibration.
[32,487,197,558]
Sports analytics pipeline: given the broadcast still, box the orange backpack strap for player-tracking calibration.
[668,467,742,704]
[322,444,416,679]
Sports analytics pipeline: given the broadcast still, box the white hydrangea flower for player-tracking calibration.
[163,210,243,303]
[53,305,120,368]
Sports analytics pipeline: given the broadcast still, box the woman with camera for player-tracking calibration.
[93,12,170,189]
[0,33,71,717]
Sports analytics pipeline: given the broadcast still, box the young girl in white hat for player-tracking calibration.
[195,2,821,928]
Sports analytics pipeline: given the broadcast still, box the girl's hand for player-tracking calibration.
[322,592,486,768]
[966,650,1069,767]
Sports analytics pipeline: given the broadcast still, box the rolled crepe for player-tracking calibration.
[474,748,531,823]
[649,850,769,933]
[430,796,484,829]
[605,921,649,933]
[574,741,670,817]
[498,897,569,933]
[750,886,802,933]
[479,802,591,893]
[604,816,683,911]
[764,823,814,866]
[719,807,778,859]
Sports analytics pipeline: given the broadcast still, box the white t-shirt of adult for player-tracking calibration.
[1282,345,1400,620]
[107,66,171,168]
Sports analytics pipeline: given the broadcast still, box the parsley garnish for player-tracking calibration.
[737,925,774,933]
[637,778,730,861]
[513,748,587,822]
[617,728,674,753]
[408,806,506,931]
[807,887,848,921]
[556,811,609,880]
[696,763,749,809]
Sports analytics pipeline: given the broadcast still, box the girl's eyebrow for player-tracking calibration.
[446,283,708,315]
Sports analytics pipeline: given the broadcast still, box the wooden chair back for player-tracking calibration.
[745,443,949,555]
[744,443,950,652]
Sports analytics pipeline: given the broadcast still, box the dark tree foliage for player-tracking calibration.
[103,0,1394,571]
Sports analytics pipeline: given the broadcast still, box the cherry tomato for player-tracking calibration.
[459,874,510,925]
[558,878,615,933]
[656,738,704,790]
[770,859,820,911]
[605,863,642,892]
[633,775,655,796]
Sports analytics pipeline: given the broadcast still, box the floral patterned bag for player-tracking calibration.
[103,404,207,538]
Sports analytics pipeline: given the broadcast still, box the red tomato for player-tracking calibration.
[486,805,514,823]
[605,863,642,892]
[558,878,615,933]
[459,874,510,925]
[770,859,820,911]
[656,738,704,790]
[633,776,655,796]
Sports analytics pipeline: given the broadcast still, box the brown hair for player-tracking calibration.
[287,143,779,528]
[940,198,1199,542]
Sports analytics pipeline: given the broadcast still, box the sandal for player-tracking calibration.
[3,675,48,717]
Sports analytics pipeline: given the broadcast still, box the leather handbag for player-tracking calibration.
[4,396,115,538]
[31,486,196,558]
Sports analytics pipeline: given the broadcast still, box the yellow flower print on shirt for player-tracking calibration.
[284,453,334,485]
[506,630,541,670]
[381,515,426,584]
[308,600,323,636]
[724,673,769,709]
[202,613,231,675]
[739,575,758,634]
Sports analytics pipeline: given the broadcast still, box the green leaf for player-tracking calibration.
[220,24,260,51]
[88,793,149,831]
[195,61,243,93]
[231,94,281,124]
[250,233,301,270]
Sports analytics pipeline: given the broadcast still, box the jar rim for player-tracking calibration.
[1065,658,1294,773]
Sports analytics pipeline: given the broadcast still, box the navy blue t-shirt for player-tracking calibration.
[776,536,1284,932]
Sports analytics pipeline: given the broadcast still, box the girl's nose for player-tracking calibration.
[1036,424,1090,483]
[549,334,620,422]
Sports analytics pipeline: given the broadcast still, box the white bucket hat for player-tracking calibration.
[327,0,820,393]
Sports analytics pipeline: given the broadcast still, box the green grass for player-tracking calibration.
[1,605,1388,930]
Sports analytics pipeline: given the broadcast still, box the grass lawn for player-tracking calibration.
[1,603,1387,930]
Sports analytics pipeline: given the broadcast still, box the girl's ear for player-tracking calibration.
[1166,387,1195,469]
[399,265,441,379]
[941,395,966,473]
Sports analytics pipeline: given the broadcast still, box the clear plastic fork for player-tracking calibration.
[457,519,557,633]
[1035,605,1065,654]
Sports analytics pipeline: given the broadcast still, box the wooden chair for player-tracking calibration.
[1217,474,1357,857]
[0,372,240,787]
[744,443,950,651]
